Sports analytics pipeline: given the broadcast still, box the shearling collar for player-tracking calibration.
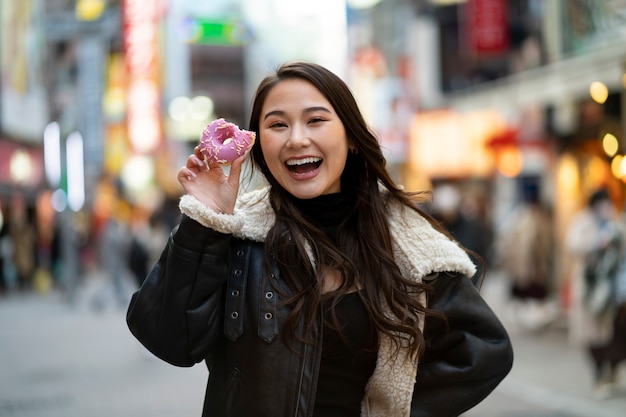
[179,186,476,280]
[179,186,476,417]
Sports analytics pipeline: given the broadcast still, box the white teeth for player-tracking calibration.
[286,157,322,166]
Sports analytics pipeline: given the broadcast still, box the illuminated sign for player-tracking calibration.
[465,0,509,55]
[181,17,251,45]
[122,0,162,154]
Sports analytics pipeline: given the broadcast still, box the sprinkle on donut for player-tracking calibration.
[198,118,256,165]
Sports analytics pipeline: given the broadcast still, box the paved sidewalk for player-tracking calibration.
[465,273,626,417]
[1,271,625,417]
[0,274,206,417]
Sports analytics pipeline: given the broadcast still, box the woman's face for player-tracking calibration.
[259,78,350,199]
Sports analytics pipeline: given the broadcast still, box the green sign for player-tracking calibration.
[185,17,251,46]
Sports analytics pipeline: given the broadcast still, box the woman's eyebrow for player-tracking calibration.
[263,110,284,120]
[263,106,332,121]
[303,106,332,114]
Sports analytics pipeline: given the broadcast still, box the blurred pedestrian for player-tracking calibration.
[92,203,133,311]
[127,61,512,416]
[126,206,170,289]
[127,233,149,289]
[8,194,36,291]
[144,212,170,267]
[432,183,493,286]
[0,199,16,293]
[565,187,626,398]
[496,180,556,330]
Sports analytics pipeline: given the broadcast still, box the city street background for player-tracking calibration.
[1,270,625,417]
[2,1,626,416]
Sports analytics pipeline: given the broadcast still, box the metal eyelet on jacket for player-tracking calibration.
[259,281,279,342]
[224,242,249,342]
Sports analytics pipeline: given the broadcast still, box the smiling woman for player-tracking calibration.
[127,61,513,417]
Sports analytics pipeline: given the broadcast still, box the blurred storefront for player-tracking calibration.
[416,0,626,206]
[406,0,626,301]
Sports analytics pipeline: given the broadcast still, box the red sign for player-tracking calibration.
[465,0,509,55]
[122,0,162,154]
[123,0,161,76]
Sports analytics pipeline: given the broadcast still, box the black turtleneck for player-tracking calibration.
[293,192,355,242]
[292,192,378,417]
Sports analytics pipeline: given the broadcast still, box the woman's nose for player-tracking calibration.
[287,124,310,148]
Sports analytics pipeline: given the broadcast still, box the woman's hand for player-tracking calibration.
[177,146,247,214]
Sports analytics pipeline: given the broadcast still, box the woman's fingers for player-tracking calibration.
[179,151,247,188]
[186,153,205,170]
[177,166,195,182]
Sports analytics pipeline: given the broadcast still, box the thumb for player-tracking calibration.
[228,154,247,187]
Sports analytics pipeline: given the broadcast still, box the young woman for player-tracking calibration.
[127,61,513,417]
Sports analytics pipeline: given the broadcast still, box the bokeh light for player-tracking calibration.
[589,81,609,104]
[602,133,619,157]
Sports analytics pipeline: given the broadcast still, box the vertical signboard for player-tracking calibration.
[465,0,510,55]
[123,0,162,154]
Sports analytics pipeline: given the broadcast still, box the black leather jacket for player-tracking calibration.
[127,215,513,417]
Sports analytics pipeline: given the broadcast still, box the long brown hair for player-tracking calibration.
[248,61,446,356]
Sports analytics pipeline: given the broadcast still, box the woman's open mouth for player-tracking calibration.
[286,157,322,175]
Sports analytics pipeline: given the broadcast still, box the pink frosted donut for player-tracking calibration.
[199,118,256,165]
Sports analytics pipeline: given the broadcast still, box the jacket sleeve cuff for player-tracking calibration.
[179,194,243,235]
[172,215,216,251]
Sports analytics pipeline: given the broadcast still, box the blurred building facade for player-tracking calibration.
[406,0,626,305]
[0,0,626,301]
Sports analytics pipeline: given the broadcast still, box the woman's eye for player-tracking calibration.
[269,121,286,128]
[309,117,325,124]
